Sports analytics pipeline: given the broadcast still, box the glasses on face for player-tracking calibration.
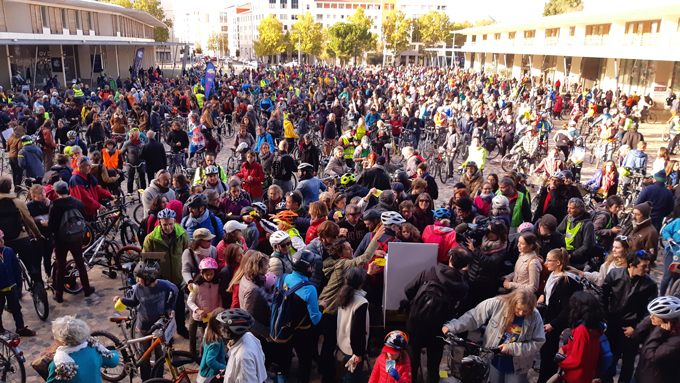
[279,242,291,247]
[418,200,430,204]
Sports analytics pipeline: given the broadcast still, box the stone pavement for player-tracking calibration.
[3,108,670,383]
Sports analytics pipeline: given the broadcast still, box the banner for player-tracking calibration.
[133,48,144,78]
[205,62,216,97]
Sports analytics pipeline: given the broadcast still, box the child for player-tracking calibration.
[187,257,222,356]
[503,232,543,294]
[305,201,328,244]
[240,206,260,251]
[189,114,205,157]
[0,230,36,336]
[198,308,227,383]
[26,184,52,278]
[273,211,305,254]
[112,259,178,380]
[369,331,412,383]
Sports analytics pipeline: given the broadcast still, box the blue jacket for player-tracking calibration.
[282,271,322,325]
[661,218,680,249]
[47,346,120,383]
[0,246,21,291]
[259,98,273,112]
[18,143,44,179]
[255,133,274,153]
[636,182,674,229]
[300,239,325,290]
[199,339,226,378]
[295,176,327,207]
[180,209,225,247]
[622,150,648,174]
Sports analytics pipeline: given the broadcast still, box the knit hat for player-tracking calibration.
[391,182,404,193]
[455,197,473,212]
[654,169,667,183]
[634,202,652,218]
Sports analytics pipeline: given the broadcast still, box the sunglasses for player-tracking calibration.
[616,235,628,242]
[418,200,430,203]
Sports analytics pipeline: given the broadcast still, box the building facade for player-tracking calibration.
[0,0,165,90]
[454,3,680,102]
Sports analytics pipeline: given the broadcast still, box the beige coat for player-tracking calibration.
[505,251,543,292]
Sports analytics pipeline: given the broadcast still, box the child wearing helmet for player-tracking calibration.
[215,309,267,383]
[296,162,327,207]
[368,330,412,383]
[273,211,305,254]
[187,257,221,356]
[421,208,459,263]
[632,296,680,383]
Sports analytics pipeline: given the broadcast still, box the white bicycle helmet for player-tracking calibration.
[67,130,78,139]
[205,165,219,175]
[252,202,267,214]
[236,142,249,152]
[647,296,680,320]
[381,211,406,226]
[156,208,177,220]
[269,230,291,247]
[492,195,509,210]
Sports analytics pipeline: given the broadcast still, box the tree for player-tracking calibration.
[206,32,228,56]
[347,7,373,30]
[543,0,583,16]
[291,12,324,63]
[327,23,355,63]
[194,43,203,55]
[415,11,453,60]
[253,14,285,60]
[381,10,413,66]
[105,0,173,42]
[451,21,473,46]
[474,19,497,27]
[347,8,377,63]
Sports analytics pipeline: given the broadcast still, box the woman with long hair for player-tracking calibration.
[197,308,227,383]
[580,236,629,286]
[652,147,669,175]
[236,250,272,342]
[584,160,618,197]
[443,289,545,383]
[397,223,422,243]
[413,193,434,233]
[218,243,244,309]
[336,267,370,383]
[665,160,680,190]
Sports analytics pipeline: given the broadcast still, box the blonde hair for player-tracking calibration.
[309,201,329,220]
[546,247,569,273]
[28,184,45,201]
[497,289,537,330]
[204,307,226,345]
[227,250,269,292]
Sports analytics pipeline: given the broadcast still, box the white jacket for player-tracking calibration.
[224,332,267,383]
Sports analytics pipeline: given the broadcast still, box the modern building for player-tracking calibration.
[453,2,680,103]
[0,0,167,90]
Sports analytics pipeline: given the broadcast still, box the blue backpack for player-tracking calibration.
[269,275,310,343]
[597,330,613,377]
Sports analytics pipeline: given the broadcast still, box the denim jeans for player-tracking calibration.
[488,365,528,383]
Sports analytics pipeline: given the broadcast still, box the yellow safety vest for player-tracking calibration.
[74,88,84,97]
[196,94,205,109]
[565,220,582,251]
[342,136,354,160]
[285,227,302,255]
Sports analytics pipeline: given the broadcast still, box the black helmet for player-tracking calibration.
[458,355,488,383]
[216,308,254,336]
[186,194,209,208]
[134,260,161,282]
[395,171,409,184]
[292,249,315,274]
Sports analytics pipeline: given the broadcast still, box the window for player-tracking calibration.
[292,14,298,20]
[324,3,330,8]
[280,14,287,20]
[292,0,298,9]
[545,28,559,38]
[367,5,373,9]
[585,23,610,36]
[482,34,487,40]
[41,6,49,28]
[331,3,337,8]
[494,33,500,40]
[75,10,80,29]
[284,24,287,30]
[523,30,535,38]
[220,12,228,23]
[271,0,277,8]
[221,26,228,32]
[317,3,322,8]
[280,0,286,9]
[442,5,447,10]
[316,14,323,21]
[333,14,336,19]
[625,20,661,35]
[339,3,344,8]
[569,26,575,36]
[508,31,516,39]
[62,9,67,28]
[341,15,344,19]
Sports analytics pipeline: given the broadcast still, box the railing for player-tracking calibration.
[544,37,559,46]
[462,34,680,50]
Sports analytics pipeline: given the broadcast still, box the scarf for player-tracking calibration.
[633,218,651,231]
[602,171,616,193]
[153,180,170,194]
[480,238,505,252]
[479,192,494,202]
[53,337,114,380]
[131,137,141,145]
[229,193,244,204]
[184,210,209,229]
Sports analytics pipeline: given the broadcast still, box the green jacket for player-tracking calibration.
[143,224,190,286]
[318,238,379,314]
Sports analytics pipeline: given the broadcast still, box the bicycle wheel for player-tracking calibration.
[500,154,514,172]
[648,113,657,124]
[133,205,145,225]
[90,331,129,382]
[439,162,450,184]
[82,223,95,250]
[151,350,200,380]
[291,173,298,189]
[143,379,173,383]
[32,281,49,321]
[669,278,680,297]
[486,141,501,160]
[114,246,142,270]
[16,189,27,202]
[57,259,83,294]
[119,221,140,247]
[662,129,670,142]
[224,122,236,138]
[0,339,26,383]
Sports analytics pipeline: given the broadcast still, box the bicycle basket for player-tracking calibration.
[448,344,494,383]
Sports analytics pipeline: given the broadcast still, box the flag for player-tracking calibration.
[133,48,144,78]
[205,62,216,97]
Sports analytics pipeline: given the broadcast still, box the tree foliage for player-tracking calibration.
[543,0,583,16]
[206,32,228,55]
[381,10,413,65]
[253,14,285,59]
[451,21,474,46]
[415,11,453,59]
[347,7,373,30]
[328,11,377,64]
[291,12,324,62]
[194,43,202,55]
[106,0,173,42]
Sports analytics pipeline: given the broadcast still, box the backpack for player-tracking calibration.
[270,275,310,343]
[36,128,47,149]
[369,232,395,253]
[171,213,219,248]
[272,154,290,179]
[58,207,86,243]
[407,276,456,339]
[137,214,158,246]
[597,330,613,377]
[0,198,22,241]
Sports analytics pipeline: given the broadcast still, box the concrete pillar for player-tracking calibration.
[473,53,481,72]
[569,56,582,89]
[464,52,472,70]
[555,56,566,89]
[602,57,617,93]
[77,45,92,82]
[511,54,522,79]
[531,54,542,79]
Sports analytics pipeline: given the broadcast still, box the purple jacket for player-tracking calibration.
[219,195,251,217]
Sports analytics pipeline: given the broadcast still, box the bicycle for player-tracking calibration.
[125,161,147,195]
[431,148,455,184]
[166,152,187,176]
[92,316,199,383]
[500,151,534,174]
[18,258,49,321]
[441,334,500,383]
[640,108,657,124]
[0,331,25,383]
[589,141,613,169]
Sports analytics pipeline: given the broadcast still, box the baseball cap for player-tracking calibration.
[224,221,247,233]
[193,228,216,241]
[54,181,69,195]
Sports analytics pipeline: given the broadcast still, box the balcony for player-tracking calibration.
[622,34,659,46]
[584,35,609,46]
[544,37,559,46]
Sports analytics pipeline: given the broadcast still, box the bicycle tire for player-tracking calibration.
[224,123,236,138]
[82,223,95,250]
[133,205,145,225]
[500,154,514,172]
[151,350,200,380]
[32,281,49,321]
[662,130,670,141]
[17,189,28,202]
[669,278,680,297]
[439,162,450,184]
[60,260,83,294]
[120,221,140,247]
[90,331,130,382]
[0,339,26,383]
[114,246,142,270]
[226,156,238,176]
[648,113,657,124]
[291,173,298,189]
[486,142,501,160]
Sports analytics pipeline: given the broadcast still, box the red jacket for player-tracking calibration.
[369,354,412,383]
[305,217,327,244]
[236,161,265,199]
[421,223,458,263]
[559,325,603,383]
[68,170,112,217]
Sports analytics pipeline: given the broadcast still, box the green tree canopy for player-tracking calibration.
[347,7,373,30]
[291,12,324,62]
[543,0,583,16]
[381,10,413,65]
[106,0,173,42]
[416,11,454,59]
[206,32,228,55]
[253,14,285,59]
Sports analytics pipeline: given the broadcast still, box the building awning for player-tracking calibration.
[0,39,192,46]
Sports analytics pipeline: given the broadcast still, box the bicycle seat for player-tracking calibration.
[121,262,136,271]
[108,316,130,323]
[171,357,196,368]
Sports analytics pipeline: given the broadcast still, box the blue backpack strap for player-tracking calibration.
[283,278,310,296]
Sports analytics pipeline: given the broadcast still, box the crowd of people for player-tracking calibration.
[0,60,680,383]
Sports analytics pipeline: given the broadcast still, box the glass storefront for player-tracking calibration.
[9,45,52,89]
[619,59,656,96]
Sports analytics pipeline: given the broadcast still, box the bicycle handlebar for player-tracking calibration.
[442,333,501,354]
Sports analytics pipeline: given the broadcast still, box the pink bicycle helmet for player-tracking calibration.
[518,222,534,233]
[264,272,278,290]
[199,257,219,270]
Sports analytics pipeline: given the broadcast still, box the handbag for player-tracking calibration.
[31,344,58,380]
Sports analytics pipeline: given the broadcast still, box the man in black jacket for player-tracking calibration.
[140,131,167,182]
[338,204,368,250]
[272,140,297,194]
[602,250,657,383]
[358,156,391,191]
[556,198,595,269]
[533,172,571,224]
[404,247,471,383]
[299,133,320,173]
